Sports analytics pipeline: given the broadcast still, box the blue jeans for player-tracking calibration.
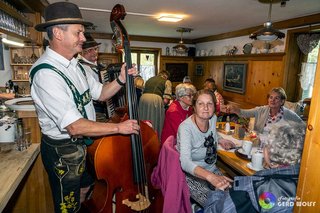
[41,135,94,213]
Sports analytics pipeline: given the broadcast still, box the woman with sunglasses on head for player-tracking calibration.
[177,89,235,207]
[161,83,197,144]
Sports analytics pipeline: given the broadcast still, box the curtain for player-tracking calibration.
[297,33,320,55]
[299,62,317,90]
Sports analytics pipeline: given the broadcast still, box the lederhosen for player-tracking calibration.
[30,63,94,213]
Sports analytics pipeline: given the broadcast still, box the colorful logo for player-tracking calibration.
[259,192,276,210]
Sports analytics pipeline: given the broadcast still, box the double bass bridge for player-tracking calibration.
[122,193,151,211]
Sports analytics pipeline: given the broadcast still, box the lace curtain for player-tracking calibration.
[297,33,320,55]
[299,62,317,90]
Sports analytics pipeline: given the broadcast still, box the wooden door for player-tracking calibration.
[294,48,320,212]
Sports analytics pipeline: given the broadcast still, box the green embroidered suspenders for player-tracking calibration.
[30,63,94,145]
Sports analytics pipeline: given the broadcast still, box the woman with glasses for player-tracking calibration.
[161,83,197,144]
[227,87,303,134]
[177,89,235,207]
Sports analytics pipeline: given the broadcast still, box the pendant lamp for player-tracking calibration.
[250,0,285,41]
[173,27,193,54]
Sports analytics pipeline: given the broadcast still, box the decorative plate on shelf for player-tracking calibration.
[243,43,253,54]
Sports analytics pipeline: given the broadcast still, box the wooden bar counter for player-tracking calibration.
[0,144,40,212]
[1,110,54,213]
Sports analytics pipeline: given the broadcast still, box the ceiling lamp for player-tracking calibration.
[158,15,183,22]
[250,0,285,41]
[173,27,192,54]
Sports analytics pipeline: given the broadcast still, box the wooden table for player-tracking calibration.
[217,131,255,176]
[0,143,40,212]
[217,150,254,176]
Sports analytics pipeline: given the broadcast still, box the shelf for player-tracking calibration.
[0,1,33,26]
[11,64,33,66]
[161,55,193,59]
[193,52,285,61]
[12,79,29,82]
[0,28,32,43]
[10,46,42,87]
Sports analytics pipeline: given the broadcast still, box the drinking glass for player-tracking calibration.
[15,123,25,151]
[15,119,26,151]
[24,127,32,147]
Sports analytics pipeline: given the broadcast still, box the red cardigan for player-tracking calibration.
[161,100,193,144]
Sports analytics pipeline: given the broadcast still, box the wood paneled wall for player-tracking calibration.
[160,54,286,109]
[246,60,283,106]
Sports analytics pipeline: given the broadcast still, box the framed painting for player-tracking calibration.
[0,41,4,70]
[223,63,247,94]
[165,63,188,82]
[195,64,204,76]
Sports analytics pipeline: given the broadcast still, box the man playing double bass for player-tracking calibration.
[30,2,139,213]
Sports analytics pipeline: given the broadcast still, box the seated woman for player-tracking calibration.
[264,122,306,168]
[161,83,197,144]
[203,78,224,115]
[227,87,303,134]
[177,89,235,207]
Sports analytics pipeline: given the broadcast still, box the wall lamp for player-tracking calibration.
[2,37,25,47]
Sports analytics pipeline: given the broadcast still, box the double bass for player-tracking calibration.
[84,4,163,213]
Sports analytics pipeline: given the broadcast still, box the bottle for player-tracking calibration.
[225,116,230,133]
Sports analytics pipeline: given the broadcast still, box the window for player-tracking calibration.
[123,48,159,83]
[301,41,319,100]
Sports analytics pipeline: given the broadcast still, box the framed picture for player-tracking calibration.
[0,41,4,70]
[165,63,188,82]
[195,64,204,76]
[223,63,247,94]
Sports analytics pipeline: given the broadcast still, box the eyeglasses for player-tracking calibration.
[83,46,99,54]
[204,132,217,164]
[182,94,194,99]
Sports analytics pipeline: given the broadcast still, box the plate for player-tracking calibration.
[247,162,264,171]
[243,43,253,54]
[5,97,36,111]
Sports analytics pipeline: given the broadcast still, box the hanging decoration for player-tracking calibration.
[173,27,193,55]
[297,33,320,55]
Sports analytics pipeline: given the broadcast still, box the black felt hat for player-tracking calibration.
[82,33,101,49]
[35,2,93,32]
